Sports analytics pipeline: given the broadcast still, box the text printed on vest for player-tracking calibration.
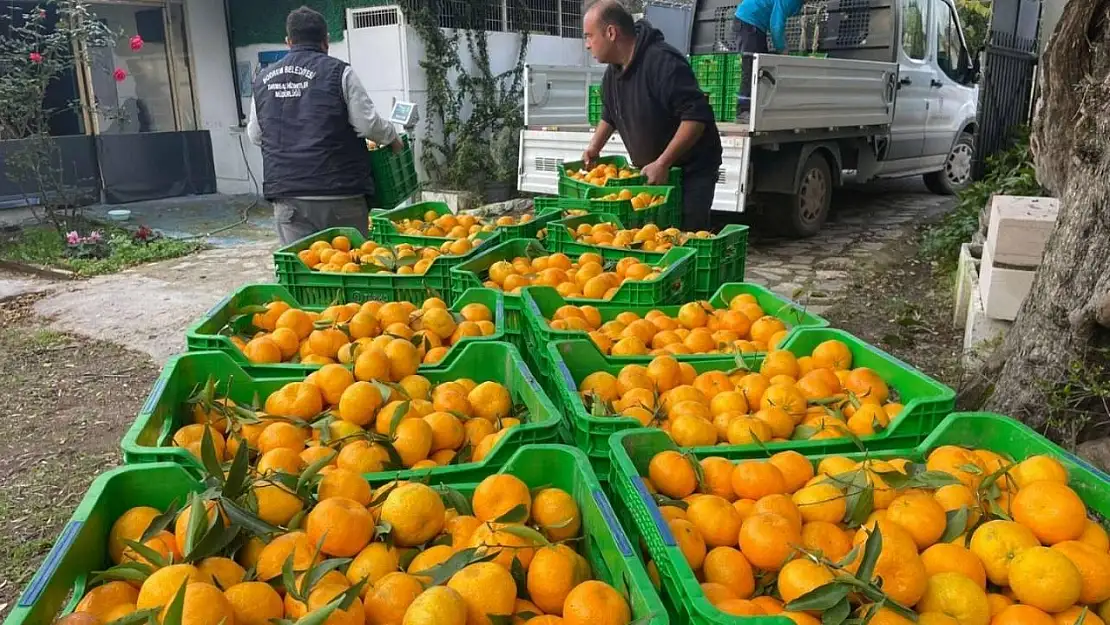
[263,65,317,98]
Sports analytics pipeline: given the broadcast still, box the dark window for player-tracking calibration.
[901,0,928,60]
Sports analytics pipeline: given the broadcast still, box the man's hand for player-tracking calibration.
[582,145,600,170]
[641,160,670,185]
[389,137,404,154]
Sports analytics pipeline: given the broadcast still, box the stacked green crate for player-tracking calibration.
[588,83,603,126]
[691,53,742,123]
[121,343,567,480]
[368,133,419,208]
[272,226,499,306]
[545,327,956,476]
[185,284,506,375]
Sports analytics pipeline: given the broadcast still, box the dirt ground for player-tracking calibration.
[0,293,158,611]
[818,221,965,389]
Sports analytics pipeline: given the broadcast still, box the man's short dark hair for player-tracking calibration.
[585,0,635,36]
[286,6,327,46]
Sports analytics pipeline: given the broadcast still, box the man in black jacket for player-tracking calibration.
[247,6,402,244]
[581,0,723,231]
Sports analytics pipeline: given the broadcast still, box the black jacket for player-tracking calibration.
[253,45,371,199]
[601,22,723,176]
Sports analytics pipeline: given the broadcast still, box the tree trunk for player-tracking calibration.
[974,0,1110,444]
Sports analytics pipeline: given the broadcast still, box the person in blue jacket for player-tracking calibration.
[733,0,805,118]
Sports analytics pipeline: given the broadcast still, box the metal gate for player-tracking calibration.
[973,0,1041,177]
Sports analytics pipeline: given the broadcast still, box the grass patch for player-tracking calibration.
[30,329,68,347]
[919,130,1044,273]
[0,225,205,276]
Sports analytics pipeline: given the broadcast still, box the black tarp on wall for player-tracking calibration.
[96,130,217,204]
[0,135,101,208]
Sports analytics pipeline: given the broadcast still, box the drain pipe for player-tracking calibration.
[224,0,246,125]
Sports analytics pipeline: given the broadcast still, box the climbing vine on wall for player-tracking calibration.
[406,1,531,195]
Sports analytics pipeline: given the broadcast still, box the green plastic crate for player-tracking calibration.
[545,213,669,263]
[361,444,666,625]
[588,83,603,126]
[185,284,506,375]
[683,224,748,298]
[546,213,748,297]
[579,186,680,229]
[273,227,498,306]
[121,342,566,481]
[534,195,592,216]
[8,446,668,625]
[606,412,1110,625]
[373,199,562,241]
[368,133,419,209]
[547,327,956,476]
[450,238,698,337]
[3,464,204,625]
[558,156,683,200]
[519,283,829,379]
[691,54,743,123]
[369,200,454,235]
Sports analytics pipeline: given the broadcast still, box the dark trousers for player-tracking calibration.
[733,18,769,113]
[680,168,718,232]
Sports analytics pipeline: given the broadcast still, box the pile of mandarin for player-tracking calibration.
[566,163,639,186]
[480,252,668,299]
[546,296,792,356]
[594,189,668,210]
[566,222,711,251]
[66,472,631,625]
[381,210,535,239]
[235,298,495,366]
[578,339,905,442]
[639,445,1110,625]
[296,235,481,275]
[178,332,523,472]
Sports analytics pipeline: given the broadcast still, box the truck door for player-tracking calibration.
[887,0,932,162]
[923,0,978,167]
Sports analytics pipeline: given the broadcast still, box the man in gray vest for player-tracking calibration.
[247,6,402,244]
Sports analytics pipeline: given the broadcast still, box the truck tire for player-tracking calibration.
[775,152,832,238]
[924,132,975,195]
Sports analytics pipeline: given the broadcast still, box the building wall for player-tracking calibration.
[185,0,257,194]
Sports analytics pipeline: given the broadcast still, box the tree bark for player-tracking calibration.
[974,0,1110,443]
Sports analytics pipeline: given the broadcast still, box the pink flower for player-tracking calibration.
[129,35,143,51]
[66,231,79,245]
[113,68,127,82]
[88,231,103,242]
[29,52,42,63]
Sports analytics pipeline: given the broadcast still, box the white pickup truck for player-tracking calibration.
[518,0,980,236]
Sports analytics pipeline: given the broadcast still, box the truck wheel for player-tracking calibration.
[924,132,975,195]
[776,153,832,238]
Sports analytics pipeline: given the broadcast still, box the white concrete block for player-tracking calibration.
[985,195,1059,267]
[980,244,1037,321]
[419,190,480,214]
[953,243,978,329]
[963,259,1012,369]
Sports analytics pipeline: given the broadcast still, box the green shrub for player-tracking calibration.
[921,131,1044,272]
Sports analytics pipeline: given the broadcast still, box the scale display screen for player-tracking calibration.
[390,102,416,125]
